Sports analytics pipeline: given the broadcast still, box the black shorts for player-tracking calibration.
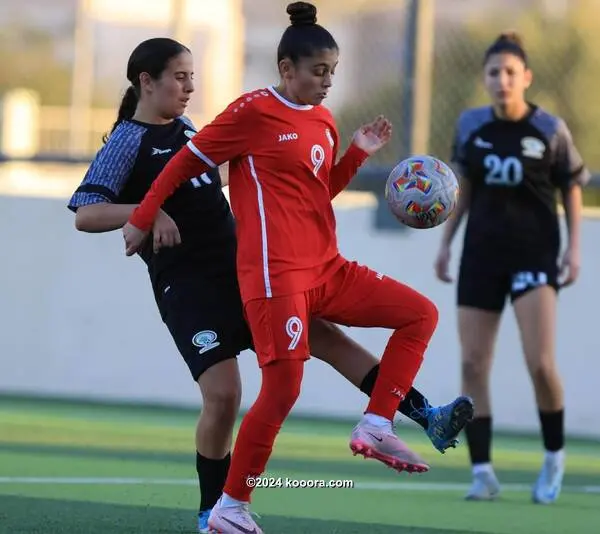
[457,252,560,312]
[153,271,253,381]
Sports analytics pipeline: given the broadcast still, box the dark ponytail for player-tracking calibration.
[103,86,138,143]
[484,31,528,67]
[277,2,338,64]
[103,37,190,143]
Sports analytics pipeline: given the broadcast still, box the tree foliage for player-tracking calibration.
[0,24,72,105]
[336,0,600,172]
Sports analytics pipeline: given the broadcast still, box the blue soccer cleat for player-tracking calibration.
[198,509,211,533]
[424,396,474,453]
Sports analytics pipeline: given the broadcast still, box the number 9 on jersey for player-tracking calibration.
[384,155,459,229]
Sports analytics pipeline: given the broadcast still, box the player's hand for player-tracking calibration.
[123,222,149,256]
[152,209,181,254]
[352,115,392,155]
[559,245,580,287]
[434,244,453,283]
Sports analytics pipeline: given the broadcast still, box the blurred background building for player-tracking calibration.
[0,0,598,175]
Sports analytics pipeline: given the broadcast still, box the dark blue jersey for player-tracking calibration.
[452,105,590,261]
[68,117,237,283]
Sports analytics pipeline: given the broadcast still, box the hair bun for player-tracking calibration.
[496,30,524,48]
[287,2,317,26]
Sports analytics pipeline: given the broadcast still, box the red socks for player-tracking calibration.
[222,293,438,502]
[366,297,438,419]
[223,359,304,502]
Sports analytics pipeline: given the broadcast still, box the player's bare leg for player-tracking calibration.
[514,286,564,504]
[196,359,242,532]
[459,307,502,501]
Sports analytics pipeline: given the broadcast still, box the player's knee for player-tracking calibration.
[423,296,439,334]
[261,360,303,418]
[461,355,488,385]
[275,372,302,415]
[409,294,439,341]
[202,383,242,422]
[528,357,558,389]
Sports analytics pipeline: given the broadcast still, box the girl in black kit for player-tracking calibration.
[435,31,589,504]
[69,37,473,532]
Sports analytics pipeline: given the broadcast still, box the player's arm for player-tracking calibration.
[218,163,230,187]
[434,174,470,283]
[68,125,141,233]
[439,127,472,248]
[434,123,472,282]
[553,118,589,233]
[128,100,253,232]
[328,116,392,199]
[553,119,590,286]
[328,144,370,199]
[76,203,139,233]
[439,174,471,248]
[179,115,230,188]
[559,186,582,287]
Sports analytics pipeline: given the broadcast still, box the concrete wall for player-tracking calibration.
[1,189,598,438]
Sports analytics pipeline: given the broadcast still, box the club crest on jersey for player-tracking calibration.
[278,132,299,142]
[521,137,545,159]
[192,330,220,354]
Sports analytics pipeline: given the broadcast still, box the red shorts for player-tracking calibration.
[244,260,432,367]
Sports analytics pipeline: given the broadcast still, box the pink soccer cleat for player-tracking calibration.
[207,496,263,534]
[350,419,429,474]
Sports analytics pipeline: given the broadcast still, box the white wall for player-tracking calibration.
[1,192,599,438]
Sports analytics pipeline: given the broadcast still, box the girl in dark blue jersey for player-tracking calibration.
[434,31,589,505]
[69,37,473,533]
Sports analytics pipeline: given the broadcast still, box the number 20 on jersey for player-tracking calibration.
[484,154,523,186]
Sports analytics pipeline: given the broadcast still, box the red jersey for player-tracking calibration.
[129,86,369,302]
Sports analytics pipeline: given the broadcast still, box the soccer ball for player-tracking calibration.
[384,155,459,229]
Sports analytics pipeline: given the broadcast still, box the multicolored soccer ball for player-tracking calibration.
[384,155,459,229]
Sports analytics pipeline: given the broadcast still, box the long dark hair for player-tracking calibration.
[103,37,190,143]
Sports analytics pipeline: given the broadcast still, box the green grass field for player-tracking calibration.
[0,396,599,533]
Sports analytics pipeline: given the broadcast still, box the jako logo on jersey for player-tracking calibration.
[278,133,299,142]
[184,130,196,139]
[192,330,220,354]
[521,137,546,159]
[152,147,172,156]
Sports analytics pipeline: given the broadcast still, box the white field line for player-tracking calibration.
[0,477,599,494]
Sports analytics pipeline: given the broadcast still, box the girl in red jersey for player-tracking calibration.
[123,4,450,532]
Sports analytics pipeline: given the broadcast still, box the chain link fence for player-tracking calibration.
[316,0,600,175]
[428,0,600,172]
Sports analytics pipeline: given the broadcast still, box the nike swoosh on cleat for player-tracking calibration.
[367,432,383,442]
[222,517,259,534]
